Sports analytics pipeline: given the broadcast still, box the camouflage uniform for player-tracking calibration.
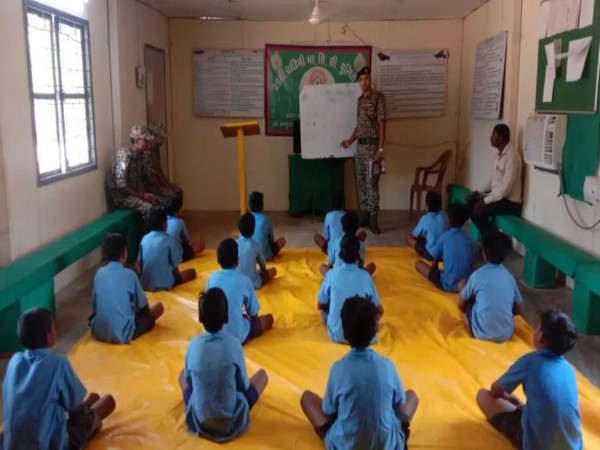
[145,122,183,203]
[355,89,386,216]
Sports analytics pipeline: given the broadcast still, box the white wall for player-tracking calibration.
[0,0,169,289]
[169,19,464,211]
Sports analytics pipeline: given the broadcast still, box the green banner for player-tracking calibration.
[265,44,372,136]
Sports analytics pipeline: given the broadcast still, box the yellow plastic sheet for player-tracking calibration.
[65,248,600,449]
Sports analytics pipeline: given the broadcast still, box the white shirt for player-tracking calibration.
[482,143,522,204]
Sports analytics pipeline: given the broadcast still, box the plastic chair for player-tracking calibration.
[409,149,453,218]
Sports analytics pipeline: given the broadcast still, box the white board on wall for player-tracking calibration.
[299,83,362,159]
[193,49,264,117]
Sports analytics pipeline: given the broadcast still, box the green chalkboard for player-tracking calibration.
[536,0,600,113]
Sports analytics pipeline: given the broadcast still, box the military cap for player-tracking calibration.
[130,124,154,140]
[357,67,372,77]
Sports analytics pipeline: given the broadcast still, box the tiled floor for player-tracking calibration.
[1,210,599,423]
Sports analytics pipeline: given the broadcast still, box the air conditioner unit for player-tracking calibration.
[524,114,567,171]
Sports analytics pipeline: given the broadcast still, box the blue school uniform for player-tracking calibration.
[236,236,266,289]
[184,331,251,442]
[318,263,380,343]
[323,210,344,243]
[206,269,260,343]
[429,227,472,292]
[412,211,448,255]
[323,348,407,449]
[461,263,523,342]
[251,212,276,261]
[90,261,149,344]
[497,349,582,450]
[2,349,87,449]
[167,215,190,251]
[327,236,367,268]
[139,230,183,291]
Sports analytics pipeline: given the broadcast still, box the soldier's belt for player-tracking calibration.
[357,137,379,145]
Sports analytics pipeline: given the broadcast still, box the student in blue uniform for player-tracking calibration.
[237,213,276,289]
[179,288,269,443]
[206,238,274,344]
[405,191,447,261]
[458,231,523,342]
[165,195,205,262]
[320,211,376,277]
[476,309,582,450]
[301,296,419,450]
[139,208,197,291]
[415,203,472,292]
[90,233,164,344]
[2,307,116,449]
[313,191,367,254]
[249,191,286,261]
[318,234,382,344]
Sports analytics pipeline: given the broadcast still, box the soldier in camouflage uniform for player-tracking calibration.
[108,125,170,228]
[341,67,387,234]
[144,122,183,203]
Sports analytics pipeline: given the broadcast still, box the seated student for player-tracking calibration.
[313,191,367,255]
[249,191,286,261]
[90,233,165,344]
[206,238,274,344]
[179,288,269,443]
[476,309,582,450]
[301,297,419,450]
[237,213,276,289]
[318,234,382,344]
[405,191,447,261]
[2,307,116,449]
[139,208,197,291]
[457,231,523,343]
[166,195,205,262]
[320,211,376,277]
[415,203,472,293]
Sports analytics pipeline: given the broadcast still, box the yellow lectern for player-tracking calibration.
[220,121,261,214]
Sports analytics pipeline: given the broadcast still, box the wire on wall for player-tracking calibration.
[559,165,600,230]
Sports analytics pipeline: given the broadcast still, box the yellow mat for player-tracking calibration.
[66,248,600,449]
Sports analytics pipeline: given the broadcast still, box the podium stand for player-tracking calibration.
[220,121,261,214]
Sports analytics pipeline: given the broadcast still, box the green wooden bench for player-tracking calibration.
[447,183,600,334]
[0,209,141,352]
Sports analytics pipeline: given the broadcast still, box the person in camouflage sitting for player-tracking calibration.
[145,122,183,204]
[107,124,172,229]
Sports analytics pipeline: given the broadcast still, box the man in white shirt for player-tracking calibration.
[466,124,522,237]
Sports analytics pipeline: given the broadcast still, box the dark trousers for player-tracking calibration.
[468,197,522,238]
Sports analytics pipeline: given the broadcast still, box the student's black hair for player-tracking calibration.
[102,233,127,262]
[331,191,344,211]
[249,191,264,212]
[238,212,256,238]
[341,296,377,348]
[217,238,238,269]
[18,307,54,350]
[198,288,229,333]
[494,123,511,143]
[425,191,442,213]
[447,203,468,228]
[482,231,511,264]
[341,211,359,235]
[339,234,360,264]
[540,308,577,355]
[149,207,167,232]
[165,196,183,216]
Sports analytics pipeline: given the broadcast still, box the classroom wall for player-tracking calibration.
[0,0,169,289]
[169,19,464,211]
[460,0,600,257]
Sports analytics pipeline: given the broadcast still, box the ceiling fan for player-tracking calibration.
[308,0,325,25]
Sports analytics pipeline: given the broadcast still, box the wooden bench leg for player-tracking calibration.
[572,280,600,335]
[523,251,557,288]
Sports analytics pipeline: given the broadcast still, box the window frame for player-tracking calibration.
[24,1,98,186]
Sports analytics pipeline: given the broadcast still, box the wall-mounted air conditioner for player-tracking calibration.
[524,114,567,171]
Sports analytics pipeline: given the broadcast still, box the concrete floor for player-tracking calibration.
[1,210,599,422]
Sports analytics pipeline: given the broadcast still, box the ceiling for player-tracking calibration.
[140,0,490,21]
